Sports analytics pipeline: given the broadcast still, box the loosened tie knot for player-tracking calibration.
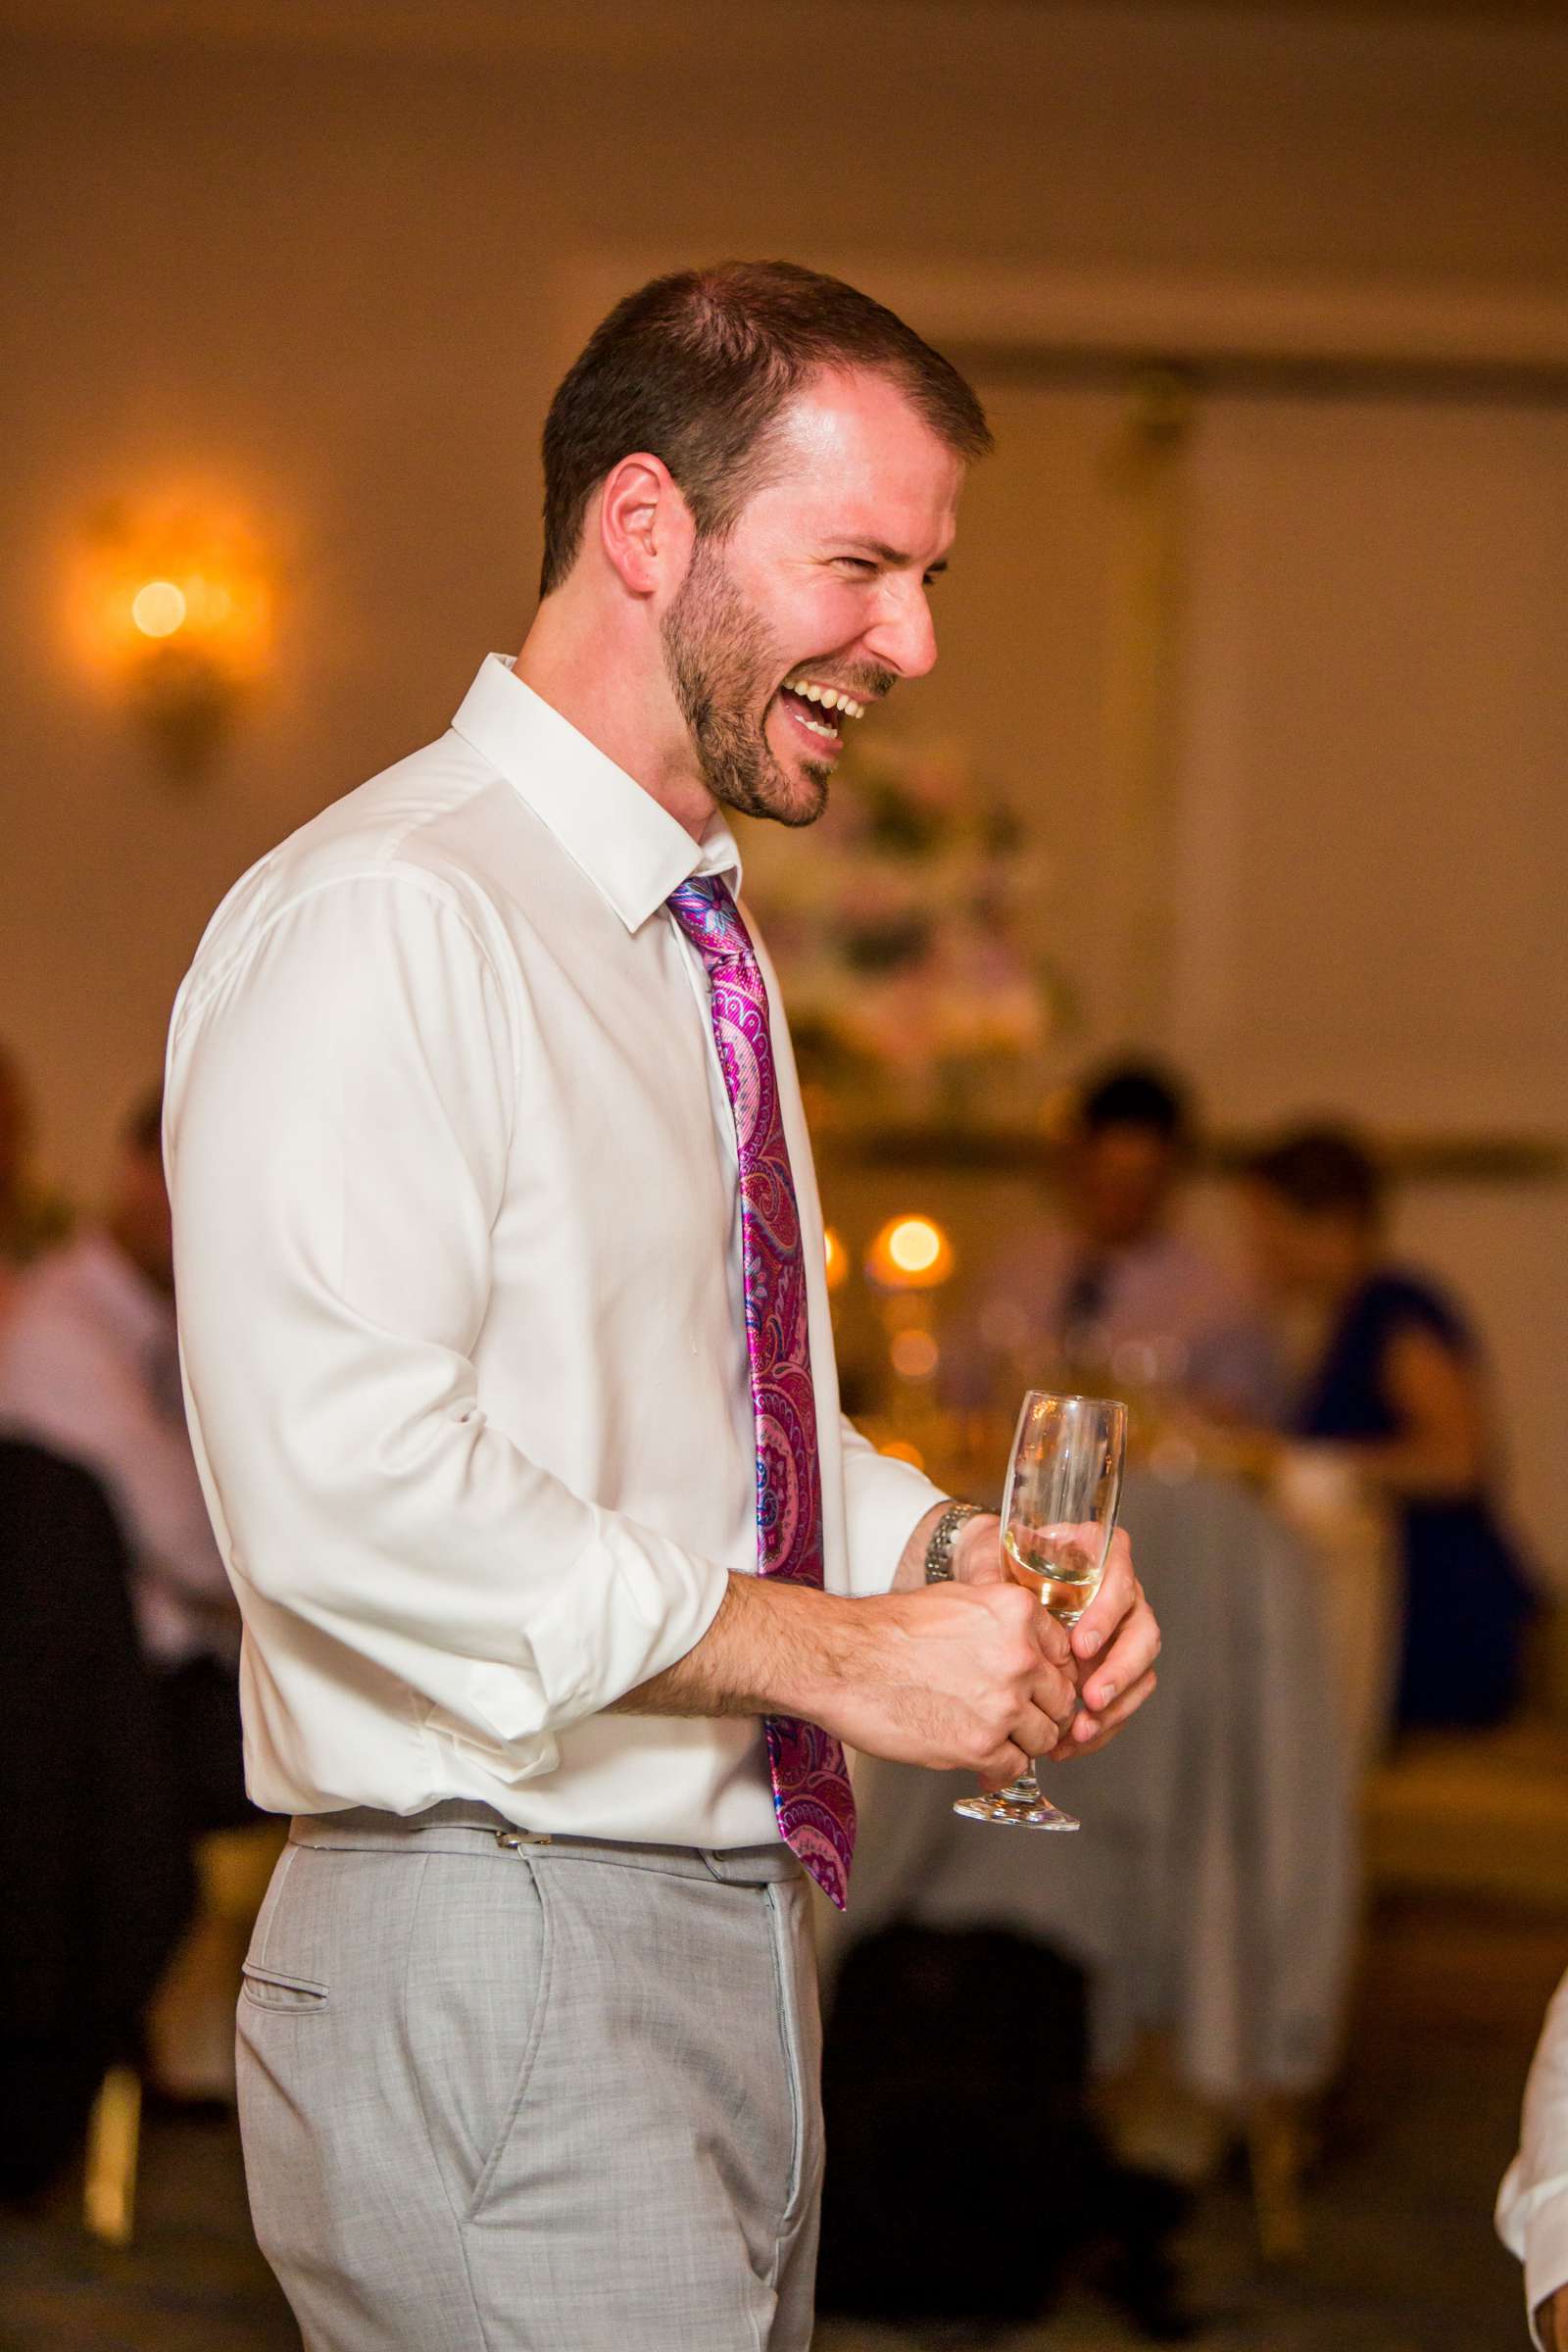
[665,875,756,972]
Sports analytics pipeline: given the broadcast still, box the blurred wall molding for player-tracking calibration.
[12,0,1568,67]
[557,251,1568,391]
[827,1127,1568,1184]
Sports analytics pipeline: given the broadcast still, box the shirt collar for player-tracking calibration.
[451,654,743,932]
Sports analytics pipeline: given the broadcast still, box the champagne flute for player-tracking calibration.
[954,1390,1127,1831]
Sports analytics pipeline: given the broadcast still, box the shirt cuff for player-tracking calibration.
[841,1446,951,1596]
[466,1523,732,1740]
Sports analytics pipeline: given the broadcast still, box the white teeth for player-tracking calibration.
[784,678,866,719]
[785,682,869,714]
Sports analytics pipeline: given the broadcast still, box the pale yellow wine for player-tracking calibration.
[1003,1527,1102,1626]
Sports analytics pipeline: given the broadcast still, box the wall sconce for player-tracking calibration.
[74,499,274,778]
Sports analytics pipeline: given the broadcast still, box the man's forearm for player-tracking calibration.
[609,1570,860,1723]
[617,1498,994,1723]
[615,1505,973,1731]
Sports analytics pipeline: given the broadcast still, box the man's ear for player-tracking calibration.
[597,454,695,598]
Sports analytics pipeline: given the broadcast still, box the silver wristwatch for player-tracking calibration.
[923,1499,989,1584]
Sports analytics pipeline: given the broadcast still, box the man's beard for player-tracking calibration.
[659,539,830,829]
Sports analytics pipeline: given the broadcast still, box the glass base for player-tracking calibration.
[953,1774,1080,1831]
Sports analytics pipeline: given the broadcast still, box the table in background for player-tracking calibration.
[825,1468,1358,2110]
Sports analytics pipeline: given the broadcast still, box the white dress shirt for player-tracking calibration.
[166,655,945,1848]
[1499,1966,1568,2347]
[0,1227,237,1667]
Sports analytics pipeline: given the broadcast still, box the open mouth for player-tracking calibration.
[775,672,870,756]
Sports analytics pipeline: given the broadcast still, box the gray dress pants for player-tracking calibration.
[236,1803,823,2351]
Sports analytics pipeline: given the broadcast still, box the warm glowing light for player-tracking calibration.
[865,1213,954,1290]
[890,1328,940,1381]
[72,498,277,775]
[889,1218,942,1274]
[822,1227,848,1294]
[184,574,234,626]
[880,1438,925,1469]
[131,580,188,638]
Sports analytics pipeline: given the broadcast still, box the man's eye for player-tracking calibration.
[834,557,878,575]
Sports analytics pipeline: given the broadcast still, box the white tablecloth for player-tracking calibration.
[825,1470,1357,2104]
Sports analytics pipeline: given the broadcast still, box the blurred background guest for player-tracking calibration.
[0,1086,242,1775]
[1243,1122,1539,1734]
[0,1086,255,2105]
[0,1435,193,2203]
[976,1057,1281,1421]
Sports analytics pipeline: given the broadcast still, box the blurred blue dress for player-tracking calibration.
[1295,1271,1537,1730]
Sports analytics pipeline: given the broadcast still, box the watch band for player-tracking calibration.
[923,1499,989,1584]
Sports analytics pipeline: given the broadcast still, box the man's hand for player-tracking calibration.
[821,1579,1078,1784]
[952,1513,1159,1760]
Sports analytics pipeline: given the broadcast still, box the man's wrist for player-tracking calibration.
[952,1507,1002,1583]
[922,1500,990,1583]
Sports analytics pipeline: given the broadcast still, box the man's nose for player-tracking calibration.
[863,575,939,682]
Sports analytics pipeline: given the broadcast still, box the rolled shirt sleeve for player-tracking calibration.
[169,871,728,1775]
[1498,1967,1568,2346]
[837,1412,949,1596]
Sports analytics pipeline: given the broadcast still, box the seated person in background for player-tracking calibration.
[0,1434,194,2197]
[977,1057,1280,1421]
[0,1087,248,1832]
[1243,1122,1537,1732]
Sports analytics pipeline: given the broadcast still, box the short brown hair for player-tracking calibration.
[539,259,992,597]
[1246,1123,1384,1224]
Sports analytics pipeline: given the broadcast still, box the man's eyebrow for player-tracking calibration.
[838,538,950,575]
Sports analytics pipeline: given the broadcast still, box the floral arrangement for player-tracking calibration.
[737,734,1070,1129]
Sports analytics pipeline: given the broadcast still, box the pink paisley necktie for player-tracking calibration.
[666,873,857,1910]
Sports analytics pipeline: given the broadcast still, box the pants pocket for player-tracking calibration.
[401,1850,554,2221]
[240,1960,330,2013]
